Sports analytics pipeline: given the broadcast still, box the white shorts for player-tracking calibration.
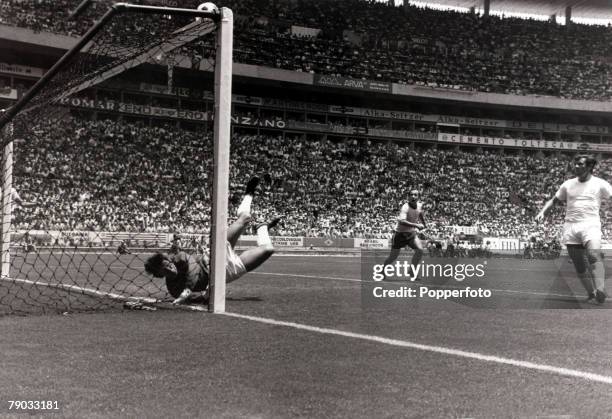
[226,241,247,282]
[563,221,602,246]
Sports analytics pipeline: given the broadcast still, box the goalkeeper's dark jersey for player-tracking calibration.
[165,251,209,298]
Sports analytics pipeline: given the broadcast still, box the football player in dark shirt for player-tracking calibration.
[144,177,280,304]
[117,240,131,255]
[382,189,427,280]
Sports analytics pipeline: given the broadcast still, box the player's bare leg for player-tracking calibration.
[567,245,596,301]
[237,218,279,273]
[383,248,402,270]
[381,246,407,281]
[408,236,424,279]
[227,177,259,248]
[235,217,281,277]
[227,213,252,248]
[585,239,606,303]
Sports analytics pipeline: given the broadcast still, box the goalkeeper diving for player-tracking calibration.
[144,177,280,305]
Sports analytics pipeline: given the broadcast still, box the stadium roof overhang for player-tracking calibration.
[417,0,612,22]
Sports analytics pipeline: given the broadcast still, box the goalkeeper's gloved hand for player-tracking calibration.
[172,288,192,305]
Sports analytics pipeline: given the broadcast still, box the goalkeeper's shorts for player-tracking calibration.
[226,241,247,282]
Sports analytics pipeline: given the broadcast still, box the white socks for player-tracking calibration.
[577,271,595,295]
[257,224,273,250]
[591,260,605,292]
[237,195,253,216]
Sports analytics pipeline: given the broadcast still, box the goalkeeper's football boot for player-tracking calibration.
[256,217,281,231]
[245,176,260,196]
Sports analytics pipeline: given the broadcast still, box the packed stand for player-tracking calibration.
[2,0,612,100]
[0,0,112,37]
[10,116,612,243]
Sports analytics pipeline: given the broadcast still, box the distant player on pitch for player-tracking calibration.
[382,189,426,280]
[144,177,280,305]
[117,240,131,255]
[536,155,611,304]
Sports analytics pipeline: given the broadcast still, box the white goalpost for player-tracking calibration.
[1,128,13,279]
[0,3,233,315]
[209,7,233,313]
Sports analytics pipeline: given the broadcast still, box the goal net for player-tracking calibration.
[0,3,233,315]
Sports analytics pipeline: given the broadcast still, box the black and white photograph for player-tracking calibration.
[0,0,611,417]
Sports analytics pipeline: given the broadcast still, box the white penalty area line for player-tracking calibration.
[249,272,585,300]
[250,272,362,283]
[222,311,612,385]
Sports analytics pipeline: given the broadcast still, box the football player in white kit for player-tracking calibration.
[382,189,426,280]
[536,155,612,304]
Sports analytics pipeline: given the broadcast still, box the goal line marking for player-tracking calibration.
[222,311,612,385]
[0,276,206,311]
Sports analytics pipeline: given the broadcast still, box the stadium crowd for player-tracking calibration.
[2,0,612,100]
[0,0,110,36]
[10,116,612,244]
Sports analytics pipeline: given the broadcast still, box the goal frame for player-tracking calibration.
[0,3,233,314]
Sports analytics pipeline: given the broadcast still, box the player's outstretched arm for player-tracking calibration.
[536,197,560,222]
